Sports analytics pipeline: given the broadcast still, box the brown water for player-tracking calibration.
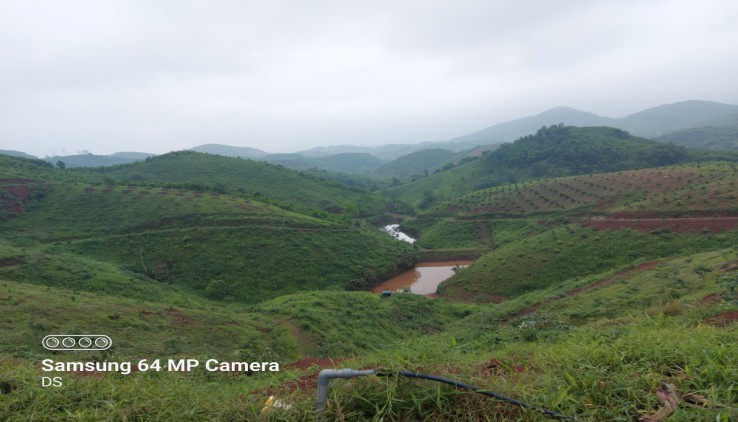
[370,261,473,296]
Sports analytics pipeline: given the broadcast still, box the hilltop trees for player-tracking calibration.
[484,125,690,178]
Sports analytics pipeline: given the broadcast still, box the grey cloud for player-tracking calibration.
[1,0,737,156]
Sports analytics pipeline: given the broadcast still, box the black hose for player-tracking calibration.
[375,369,574,420]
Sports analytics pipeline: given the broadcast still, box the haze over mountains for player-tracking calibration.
[8,100,738,170]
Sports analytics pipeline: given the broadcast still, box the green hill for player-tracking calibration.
[403,162,738,301]
[483,125,694,177]
[0,155,417,303]
[619,99,738,137]
[378,157,486,209]
[81,151,392,216]
[0,150,37,159]
[45,152,153,168]
[189,143,268,158]
[3,139,738,420]
[381,125,734,210]
[655,125,738,151]
[432,163,738,218]
[374,149,457,178]
[264,152,385,174]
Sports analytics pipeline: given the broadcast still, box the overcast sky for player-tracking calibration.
[1,0,737,157]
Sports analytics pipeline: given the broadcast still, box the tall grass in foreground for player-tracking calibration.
[3,313,735,421]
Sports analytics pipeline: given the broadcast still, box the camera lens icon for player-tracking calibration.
[42,335,112,351]
[43,337,60,349]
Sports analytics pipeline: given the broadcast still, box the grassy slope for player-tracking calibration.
[3,151,738,420]
[379,158,486,209]
[440,224,738,301]
[420,163,738,301]
[374,148,457,178]
[397,163,738,284]
[0,158,418,303]
[81,151,391,216]
[655,125,738,151]
[3,249,736,420]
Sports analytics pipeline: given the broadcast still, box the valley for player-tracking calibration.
[1,123,737,420]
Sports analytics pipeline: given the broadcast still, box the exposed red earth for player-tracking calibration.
[704,311,738,326]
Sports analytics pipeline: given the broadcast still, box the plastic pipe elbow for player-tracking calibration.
[316,369,377,412]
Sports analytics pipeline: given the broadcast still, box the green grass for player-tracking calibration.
[0,164,418,304]
[1,183,330,243]
[3,143,738,420]
[2,250,737,420]
[78,151,392,216]
[254,291,472,356]
[440,225,738,301]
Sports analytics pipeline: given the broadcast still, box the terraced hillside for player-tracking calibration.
[380,125,738,210]
[431,163,738,218]
[408,163,738,302]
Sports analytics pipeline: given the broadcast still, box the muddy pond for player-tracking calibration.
[371,261,472,297]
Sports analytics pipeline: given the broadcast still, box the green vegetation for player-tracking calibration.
[265,152,386,174]
[655,125,738,151]
[3,249,737,420]
[484,125,737,180]
[440,225,738,301]
[3,129,738,420]
[431,162,738,218]
[0,155,417,304]
[78,151,392,216]
[43,152,153,168]
[374,148,457,178]
[382,126,738,210]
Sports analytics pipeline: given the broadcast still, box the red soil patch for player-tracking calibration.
[704,311,738,326]
[7,185,29,200]
[697,293,722,306]
[164,307,194,324]
[610,210,738,219]
[581,217,738,233]
[259,357,348,396]
[0,177,36,184]
[506,261,660,321]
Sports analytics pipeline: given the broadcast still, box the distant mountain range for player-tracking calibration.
[3,99,737,168]
[449,100,738,146]
[191,99,738,161]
